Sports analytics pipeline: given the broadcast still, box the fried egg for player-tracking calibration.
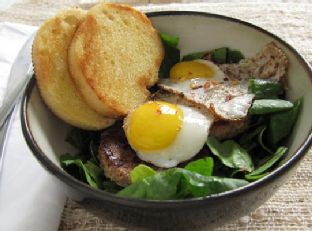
[159,59,254,121]
[170,60,225,83]
[124,101,213,168]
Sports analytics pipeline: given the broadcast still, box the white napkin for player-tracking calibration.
[0,22,66,231]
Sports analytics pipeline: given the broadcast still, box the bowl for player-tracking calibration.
[21,11,312,230]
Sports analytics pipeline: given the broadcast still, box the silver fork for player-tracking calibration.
[0,34,34,173]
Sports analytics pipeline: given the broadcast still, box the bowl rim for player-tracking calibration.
[21,11,312,209]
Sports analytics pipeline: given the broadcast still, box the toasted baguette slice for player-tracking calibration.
[32,8,115,130]
[68,3,164,117]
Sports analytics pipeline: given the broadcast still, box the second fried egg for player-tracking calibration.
[160,59,254,121]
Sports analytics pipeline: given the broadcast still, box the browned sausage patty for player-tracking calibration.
[98,125,141,186]
[210,116,250,140]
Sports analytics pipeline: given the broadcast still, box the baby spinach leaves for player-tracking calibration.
[119,168,185,200]
[60,128,122,191]
[212,47,228,63]
[245,146,288,181]
[239,125,266,147]
[60,154,103,189]
[183,171,248,198]
[212,47,244,64]
[118,168,248,200]
[184,157,214,176]
[248,79,283,99]
[182,51,207,61]
[160,34,179,48]
[257,126,274,154]
[182,47,244,64]
[131,164,156,183]
[206,137,254,173]
[249,99,293,115]
[268,98,302,145]
[227,49,245,63]
[159,33,180,78]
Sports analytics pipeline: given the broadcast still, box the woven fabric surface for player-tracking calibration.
[1,1,311,230]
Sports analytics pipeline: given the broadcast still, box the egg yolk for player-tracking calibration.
[125,101,183,152]
[170,61,214,82]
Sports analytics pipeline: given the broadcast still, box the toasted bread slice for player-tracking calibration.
[68,3,164,117]
[32,8,115,130]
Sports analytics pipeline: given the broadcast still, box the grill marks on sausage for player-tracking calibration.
[98,125,141,186]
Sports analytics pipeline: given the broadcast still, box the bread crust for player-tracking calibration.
[68,3,164,117]
[32,8,115,130]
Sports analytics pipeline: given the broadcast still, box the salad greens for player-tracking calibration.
[59,35,302,200]
[206,137,254,173]
[245,146,288,181]
[159,33,180,78]
[268,98,302,145]
[257,126,274,154]
[248,79,283,99]
[212,47,228,63]
[60,154,103,189]
[184,157,214,176]
[131,165,156,183]
[249,99,293,115]
[60,129,122,192]
[160,33,179,48]
[118,167,248,200]
[182,51,207,61]
[182,47,244,64]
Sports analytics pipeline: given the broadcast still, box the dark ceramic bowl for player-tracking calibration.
[21,12,312,230]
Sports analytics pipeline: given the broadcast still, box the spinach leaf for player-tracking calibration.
[60,154,103,189]
[227,49,244,63]
[268,98,302,145]
[118,168,248,200]
[159,34,180,78]
[183,170,249,198]
[244,173,268,181]
[212,47,228,64]
[89,140,99,164]
[206,137,254,173]
[245,146,288,181]
[65,128,100,153]
[84,161,104,188]
[184,157,214,176]
[249,99,293,115]
[212,48,244,64]
[182,51,207,61]
[248,79,283,99]
[160,33,179,48]
[257,126,274,154]
[130,164,156,183]
[119,168,185,200]
[182,47,244,63]
[239,125,266,145]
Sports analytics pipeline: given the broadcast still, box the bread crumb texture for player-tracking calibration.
[68,3,164,117]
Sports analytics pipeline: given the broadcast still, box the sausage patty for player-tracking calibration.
[98,125,141,186]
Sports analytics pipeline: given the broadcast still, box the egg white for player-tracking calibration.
[135,105,213,168]
[192,59,226,82]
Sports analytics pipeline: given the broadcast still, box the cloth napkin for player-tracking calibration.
[0,22,66,231]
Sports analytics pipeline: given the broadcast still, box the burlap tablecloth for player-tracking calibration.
[1,1,311,230]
